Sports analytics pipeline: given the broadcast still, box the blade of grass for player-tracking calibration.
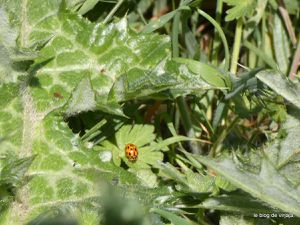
[197,8,230,73]
[230,18,243,74]
[81,119,107,142]
[103,0,125,24]
[212,0,224,66]
[142,6,189,33]
[243,41,278,70]
[78,0,116,15]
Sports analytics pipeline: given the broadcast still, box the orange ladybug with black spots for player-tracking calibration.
[125,143,138,162]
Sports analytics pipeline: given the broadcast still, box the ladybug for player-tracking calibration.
[125,143,138,162]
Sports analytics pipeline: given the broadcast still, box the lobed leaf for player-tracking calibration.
[0,81,138,223]
[263,109,300,185]
[256,70,300,109]
[223,0,256,21]
[98,124,163,170]
[190,152,300,217]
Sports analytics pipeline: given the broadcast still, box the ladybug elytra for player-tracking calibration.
[125,143,138,162]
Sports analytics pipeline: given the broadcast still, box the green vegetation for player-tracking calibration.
[0,0,299,224]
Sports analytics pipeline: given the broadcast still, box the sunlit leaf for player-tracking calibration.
[98,124,163,169]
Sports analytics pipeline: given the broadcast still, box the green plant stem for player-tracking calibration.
[230,18,243,74]
[103,0,125,24]
[172,11,181,58]
[137,9,147,25]
[197,8,230,73]
[212,0,223,66]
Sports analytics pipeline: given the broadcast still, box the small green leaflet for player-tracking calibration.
[223,0,256,21]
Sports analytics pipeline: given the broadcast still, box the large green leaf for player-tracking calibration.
[188,110,300,217]
[256,70,300,109]
[0,82,139,223]
[29,13,172,114]
[0,7,36,83]
[24,5,219,115]
[0,1,220,223]
[1,0,274,223]
[0,0,62,48]
[2,0,221,116]
[192,154,300,217]
[263,109,300,185]
[0,1,179,223]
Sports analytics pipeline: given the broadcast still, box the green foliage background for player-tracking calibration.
[0,0,300,224]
